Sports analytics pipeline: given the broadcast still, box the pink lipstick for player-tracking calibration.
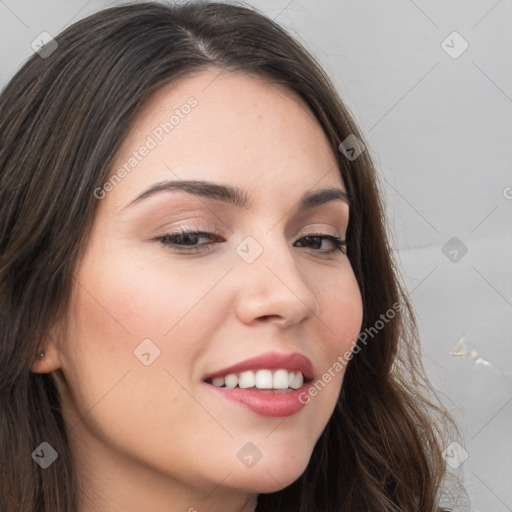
[203,351,314,417]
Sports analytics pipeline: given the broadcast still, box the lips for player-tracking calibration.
[203,351,314,381]
[203,351,314,417]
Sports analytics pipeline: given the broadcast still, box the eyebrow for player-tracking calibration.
[121,179,350,212]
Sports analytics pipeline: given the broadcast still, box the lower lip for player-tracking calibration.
[205,384,310,417]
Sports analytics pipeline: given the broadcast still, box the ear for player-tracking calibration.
[30,329,63,374]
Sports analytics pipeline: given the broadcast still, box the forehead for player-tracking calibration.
[105,69,344,211]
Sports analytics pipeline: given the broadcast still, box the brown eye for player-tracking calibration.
[294,234,347,254]
[156,229,223,252]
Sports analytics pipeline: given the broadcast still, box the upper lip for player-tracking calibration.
[203,351,314,381]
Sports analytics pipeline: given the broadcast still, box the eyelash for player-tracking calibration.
[155,227,347,255]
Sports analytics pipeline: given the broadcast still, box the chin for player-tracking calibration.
[226,451,311,494]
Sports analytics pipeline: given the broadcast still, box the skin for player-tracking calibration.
[32,69,363,512]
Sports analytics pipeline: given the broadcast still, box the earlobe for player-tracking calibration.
[31,322,65,374]
[30,345,62,374]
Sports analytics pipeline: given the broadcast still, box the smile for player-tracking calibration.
[205,369,305,390]
[203,351,314,417]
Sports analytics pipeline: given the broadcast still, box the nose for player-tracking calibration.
[234,235,321,328]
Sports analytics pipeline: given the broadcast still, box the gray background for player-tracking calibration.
[1,0,511,509]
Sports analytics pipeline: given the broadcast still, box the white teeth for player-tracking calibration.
[255,369,273,389]
[273,369,289,389]
[238,371,255,388]
[209,369,305,390]
[290,372,303,389]
[224,374,238,389]
[212,376,225,387]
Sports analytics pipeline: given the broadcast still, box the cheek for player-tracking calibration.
[61,264,221,479]
[303,267,363,413]
[62,248,227,413]
[71,246,215,346]
[318,266,363,362]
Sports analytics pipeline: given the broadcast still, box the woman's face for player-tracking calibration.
[38,70,363,510]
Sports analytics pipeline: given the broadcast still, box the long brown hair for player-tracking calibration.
[0,2,455,510]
